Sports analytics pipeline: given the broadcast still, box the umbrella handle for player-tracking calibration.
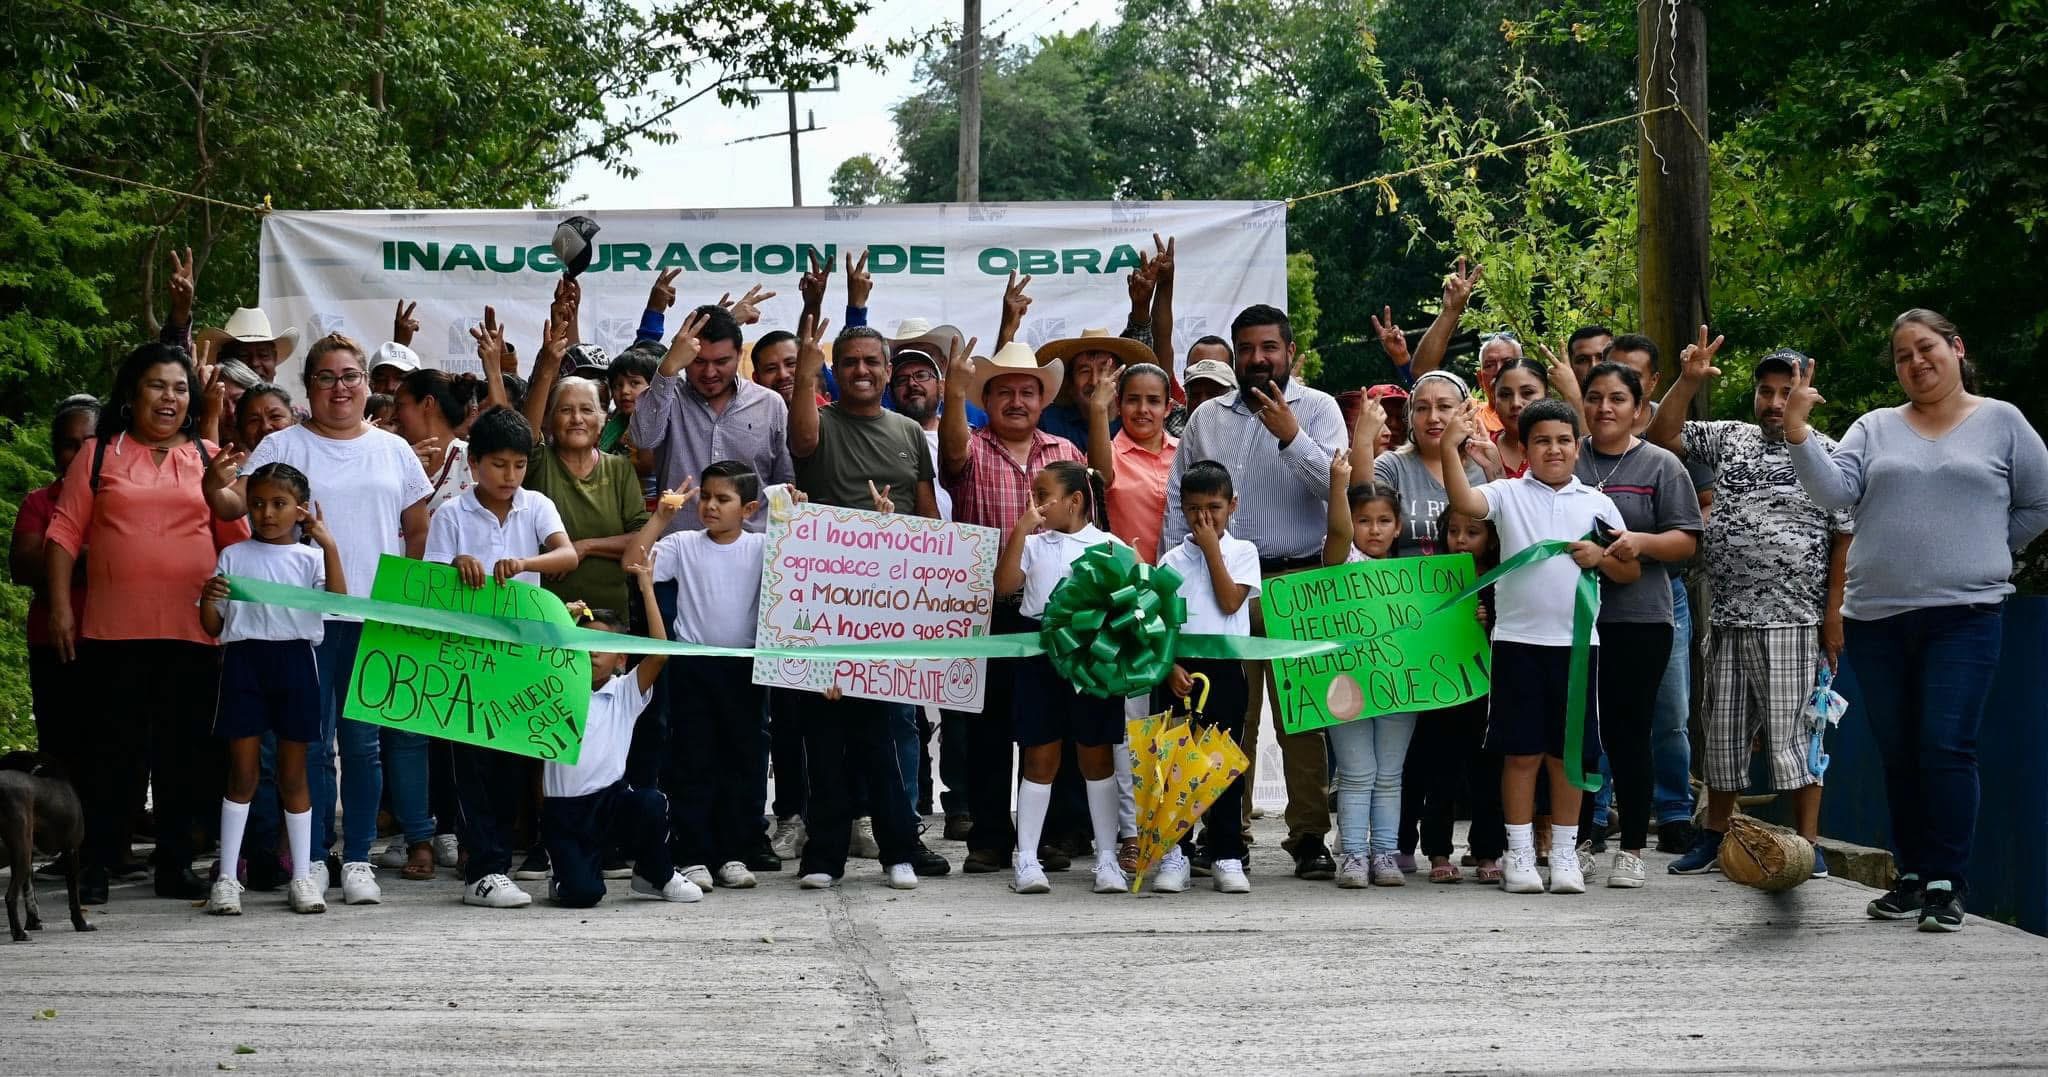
[1183,672,1211,723]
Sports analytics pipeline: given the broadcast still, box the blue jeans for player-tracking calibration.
[1326,713,1418,855]
[382,728,434,845]
[311,621,383,864]
[887,703,921,820]
[1844,604,2003,889]
[1652,579,1697,825]
[939,712,969,815]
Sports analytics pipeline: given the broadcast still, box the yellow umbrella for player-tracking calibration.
[1124,675,1250,892]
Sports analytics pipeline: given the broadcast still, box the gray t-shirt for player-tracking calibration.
[1789,400,2048,620]
[793,404,935,511]
[1575,438,1704,624]
[1373,449,1486,559]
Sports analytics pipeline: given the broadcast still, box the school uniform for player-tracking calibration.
[210,540,326,744]
[542,673,675,907]
[1152,532,1261,861]
[1013,526,1129,749]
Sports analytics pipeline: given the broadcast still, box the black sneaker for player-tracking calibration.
[909,840,951,877]
[1668,829,1723,875]
[1292,836,1336,881]
[963,848,1005,874]
[1656,819,1698,854]
[512,848,551,881]
[1867,875,1925,920]
[1189,846,1215,878]
[743,842,783,873]
[1916,882,1965,932]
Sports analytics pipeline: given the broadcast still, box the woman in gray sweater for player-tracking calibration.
[1786,309,2048,933]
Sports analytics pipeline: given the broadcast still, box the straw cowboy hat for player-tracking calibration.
[887,318,966,369]
[1034,326,1155,369]
[196,307,301,356]
[969,341,1064,406]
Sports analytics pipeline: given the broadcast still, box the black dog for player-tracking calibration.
[0,751,94,941]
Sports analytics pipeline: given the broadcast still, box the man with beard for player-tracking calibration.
[884,321,965,522]
[1568,325,1615,390]
[1645,334,1853,878]
[1161,304,1348,880]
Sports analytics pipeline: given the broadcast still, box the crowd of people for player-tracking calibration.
[12,239,2046,935]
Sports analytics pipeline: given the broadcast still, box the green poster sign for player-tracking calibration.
[345,556,591,764]
[1260,554,1493,735]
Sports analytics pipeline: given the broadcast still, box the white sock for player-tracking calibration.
[1552,824,1579,861]
[1015,780,1052,867]
[1506,823,1534,856]
[1085,777,1120,867]
[285,809,314,882]
[218,799,250,875]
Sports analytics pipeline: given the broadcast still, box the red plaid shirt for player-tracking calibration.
[946,426,1083,533]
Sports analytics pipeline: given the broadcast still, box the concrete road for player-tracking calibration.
[3,820,2044,1075]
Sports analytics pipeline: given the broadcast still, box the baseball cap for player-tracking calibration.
[1364,383,1409,402]
[1183,359,1234,389]
[371,341,421,374]
[1754,348,1809,379]
[565,343,611,377]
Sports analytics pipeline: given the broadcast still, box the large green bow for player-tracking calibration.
[1039,543,1186,698]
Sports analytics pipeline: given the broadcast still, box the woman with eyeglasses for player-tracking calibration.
[206,332,435,908]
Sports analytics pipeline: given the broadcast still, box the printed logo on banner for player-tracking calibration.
[1239,201,1287,230]
[1022,317,1069,349]
[309,311,348,340]
[674,209,720,221]
[968,203,1009,223]
[824,207,864,222]
[1110,200,1152,224]
[592,316,639,354]
[1175,315,1212,340]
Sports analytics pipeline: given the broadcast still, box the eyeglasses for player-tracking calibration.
[310,370,366,389]
[893,369,939,384]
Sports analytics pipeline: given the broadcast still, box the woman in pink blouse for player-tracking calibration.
[1101,363,1179,563]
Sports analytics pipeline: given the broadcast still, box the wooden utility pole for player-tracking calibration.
[1636,0,1710,414]
[729,80,839,207]
[956,0,982,202]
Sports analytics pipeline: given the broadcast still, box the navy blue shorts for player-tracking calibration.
[1011,652,1124,748]
[1484,641,1601,764]
[214,639,321,742]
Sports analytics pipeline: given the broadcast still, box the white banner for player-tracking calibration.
[258,200,1287,396]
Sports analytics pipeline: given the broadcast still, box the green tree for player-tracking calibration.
[829,153,905,205]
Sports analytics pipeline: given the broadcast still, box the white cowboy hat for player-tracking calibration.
[887,318,966,370]
[969,341,1064,407]
[1034,326,1155,369]
[196,307,301,356]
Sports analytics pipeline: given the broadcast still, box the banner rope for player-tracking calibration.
[0,149,272,214]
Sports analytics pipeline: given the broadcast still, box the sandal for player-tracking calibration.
[1476,862,1503,884]
[402,841,436,881]
[1429,859,1462,884]
[1117,837,1140,874]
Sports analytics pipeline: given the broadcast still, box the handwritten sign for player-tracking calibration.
[753,492,998,710]
[1260,554,1492,734]
[345,556,591,763]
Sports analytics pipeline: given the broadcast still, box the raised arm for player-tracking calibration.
[474,306,511,412]
[994,499,1043,598]
[938,335,978,483]
[1783,358,1864,511]
[1325,448,1356,567]
[1086,375,1117,487]
[996,271,1031,349]
[629,562,670,692]
[1350,393,1387,471]
[624,483,693,573]
[520,288,577,433]
[1149,234,1180,401]
[1645,326,1723,456]
[1438,408,1491,520]
[787,313,831,460]
[1411,257,1480,377]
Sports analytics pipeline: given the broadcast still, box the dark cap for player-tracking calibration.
[1755,348,1809,379]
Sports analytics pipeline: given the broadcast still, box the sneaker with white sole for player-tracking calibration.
[849,817,881,859]
[432,834,459,868]
[1607,850,1647,888]
[309,860,330,893]
[1092,858,1129,894]
[512,849,551,881]
[1336,852,1371,889]
[463,873,532,908]
[286,876,326,914]
[206,878,244,915]
[886,863,918,890]
[1370,852,1406,887]
[1548,851,1586,894]
[1153,849,1191,893]
[680,864,714,891]
[1501,848,1545,894]
[770,816,807,861]
[717,861,757,889]
[376,841,410,869]
[600,858,633,880]
[1212,858,1252,894]
[798,872,836,890]
[632,870,703,903]
[341,861,382,905]
[1012,860,1051,894]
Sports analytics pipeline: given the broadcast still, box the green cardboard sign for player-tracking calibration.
[345,556,590,763]
[1260,554,1492,734]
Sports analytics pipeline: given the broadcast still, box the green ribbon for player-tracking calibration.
[1039,543,1187,699]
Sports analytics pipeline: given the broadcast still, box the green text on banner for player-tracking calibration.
[1260,554,1493,734]
[344,556,592,764]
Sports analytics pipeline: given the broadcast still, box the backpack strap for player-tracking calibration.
[88,434,110,495]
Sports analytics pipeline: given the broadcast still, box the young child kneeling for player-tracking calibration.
[543,566,700,907]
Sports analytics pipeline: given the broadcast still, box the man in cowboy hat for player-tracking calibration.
[1033,328,1155,452]
[197,307,302,383]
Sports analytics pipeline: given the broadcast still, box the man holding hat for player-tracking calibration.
[1034,328,1156,451]
[1645,334,1853,877]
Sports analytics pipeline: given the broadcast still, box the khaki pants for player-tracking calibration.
[1238,561,1332,852]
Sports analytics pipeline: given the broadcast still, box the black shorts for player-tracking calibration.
[1011,653,1125,748]
[214,638,321,743]
[1484,641,1601,765]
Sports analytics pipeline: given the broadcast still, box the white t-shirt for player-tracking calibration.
[544,671,654,799]
[1158,533,1262,636]
[213,539,326,645]
[423,487,569,588]
[244,424,433,611]
[649,529,765,647]
[922,428,954,522]
[1477,474,1623,647]
[1018,524,1124,620]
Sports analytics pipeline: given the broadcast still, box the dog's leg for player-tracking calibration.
[6,850,25,942]
[65,845,93,933]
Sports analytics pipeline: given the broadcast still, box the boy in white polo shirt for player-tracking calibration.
[423,406,579,908]
[1150,459,1262,895]
[1440,399,1639,896]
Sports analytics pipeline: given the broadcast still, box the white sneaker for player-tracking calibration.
[309,860,330,893]
[886,863,918,890]
[1011,860,1051,894]
[798,872,836,890]
[1336,852,1372,889]
[206,878,244,915]
[1092,857,1129,894]
[716,861,757,889]
[463,873,532,908]
[376,841,410,869]
[286,876,326,914]
[1213,858,1252,894]
[849,817,881,859]
[432,834,459,868]
[341,861,382,905]
[770,816,808,861]
[680,864,714,891]
[632,870,703,903]
[1548,852,1587,894]
[1501,848,1545,894]
[1152,849,1191,893]
[1370,852,1406,887]
[1607,850,1647,889]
